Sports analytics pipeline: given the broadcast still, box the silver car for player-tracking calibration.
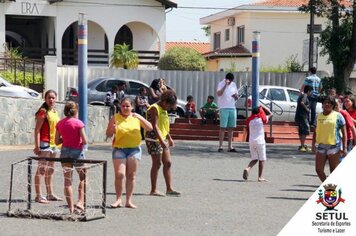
[0,76,41,99]
[65,77,186,117]
[235,85,322,122]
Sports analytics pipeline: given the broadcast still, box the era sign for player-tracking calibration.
[21,2,40,15]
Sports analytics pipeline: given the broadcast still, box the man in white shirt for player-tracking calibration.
[216,73,239,152]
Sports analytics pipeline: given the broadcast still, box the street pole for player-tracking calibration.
[308,0,315,69]
[78,13,88,133]
[252,31,260,109]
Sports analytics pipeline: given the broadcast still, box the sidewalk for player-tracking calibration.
[0,140,319,236]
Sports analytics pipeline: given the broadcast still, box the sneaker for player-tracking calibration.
[299,146,307,152]
[304,145,311,152]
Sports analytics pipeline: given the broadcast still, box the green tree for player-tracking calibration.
[201,25,211,37]
[285,54,303,72]
[158,47,206,71]
[110,43,139,69]
[300,1,356,92]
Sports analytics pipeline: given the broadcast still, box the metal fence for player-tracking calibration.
[56,66,309,109]
[0,57,44,92]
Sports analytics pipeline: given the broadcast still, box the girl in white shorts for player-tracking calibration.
[243,106,272,182]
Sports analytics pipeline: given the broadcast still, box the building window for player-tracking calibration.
[225,29,230,41]
[213,32,221,50]
[237,26,245,45]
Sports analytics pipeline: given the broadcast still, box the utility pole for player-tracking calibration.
[308,0,315,69]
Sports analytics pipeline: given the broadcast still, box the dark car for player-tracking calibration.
[65,77,186,117]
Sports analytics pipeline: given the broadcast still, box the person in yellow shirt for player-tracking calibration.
[145,90,181,197]
[312,96,347,182]
[33,90,62,204]
[106,97,152,209]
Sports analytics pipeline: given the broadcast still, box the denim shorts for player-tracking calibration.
[317,143,341,155]
[60,147,85,166]
[112,147,141,160]
[40,141,59,154]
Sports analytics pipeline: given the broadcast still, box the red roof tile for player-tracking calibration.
[203,45,251,58]
[252,0,352,7]
[166,42,211,54]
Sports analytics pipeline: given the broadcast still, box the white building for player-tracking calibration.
[200,0,352,75]
[0,0,177,66]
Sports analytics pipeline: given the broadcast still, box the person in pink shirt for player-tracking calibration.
[334,98,356,158]
[55,101,88,215]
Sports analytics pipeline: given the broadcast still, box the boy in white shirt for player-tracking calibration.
[243,106,272,182]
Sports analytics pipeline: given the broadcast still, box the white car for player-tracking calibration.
[0,76,41,99]
[235,85,322,122]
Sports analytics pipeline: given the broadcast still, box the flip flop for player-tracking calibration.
[35,196,49,204]
[243,169,249,180]
[150,192,165,197]
[75,204,85,211]
[73,208,85,215]
[218,148,223,152]
[47,195,63,201]
[166,190,181,197]
[258,178,269,182]
[228,148,237,152]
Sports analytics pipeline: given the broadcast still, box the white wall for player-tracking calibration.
[88,21,106,50]
[208,10,332,74]
[1,0,167,64]
[128,22,159,50]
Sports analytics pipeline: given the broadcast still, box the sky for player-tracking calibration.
[166,0,260,42]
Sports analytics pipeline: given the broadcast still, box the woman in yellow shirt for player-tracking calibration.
[106,97,152,208]
[145,90,181,197]
[33,90,62,204]
[312,96,347,182]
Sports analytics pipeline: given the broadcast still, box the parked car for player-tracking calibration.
[0,76,41,99]
[235,85,322,122]
[65,77,186,117]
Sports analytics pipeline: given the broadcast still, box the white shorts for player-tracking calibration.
[249,143,266,161]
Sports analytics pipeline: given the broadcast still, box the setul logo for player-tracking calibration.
[316,184,345,210]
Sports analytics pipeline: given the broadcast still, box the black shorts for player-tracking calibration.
[297,117,310,135]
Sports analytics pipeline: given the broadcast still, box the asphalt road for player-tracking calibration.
[0,141,321,236]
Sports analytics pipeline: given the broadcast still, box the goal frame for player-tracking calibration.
[7,156,107,221]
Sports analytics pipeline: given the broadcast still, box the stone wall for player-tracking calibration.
[0,97,109,145]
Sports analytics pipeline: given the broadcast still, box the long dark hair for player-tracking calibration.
[35,90,57,116]
[150,79,160,90]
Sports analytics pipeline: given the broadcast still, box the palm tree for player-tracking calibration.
[109,43,139,69]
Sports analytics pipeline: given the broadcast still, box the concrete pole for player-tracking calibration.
[78,13,88,130]
[252,31,260,109]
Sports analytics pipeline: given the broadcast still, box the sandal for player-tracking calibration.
[218,148,223,152]
[47,194,63,201]
[228,148,237,152]
[35,196,49,204]
[166,190,181,197]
